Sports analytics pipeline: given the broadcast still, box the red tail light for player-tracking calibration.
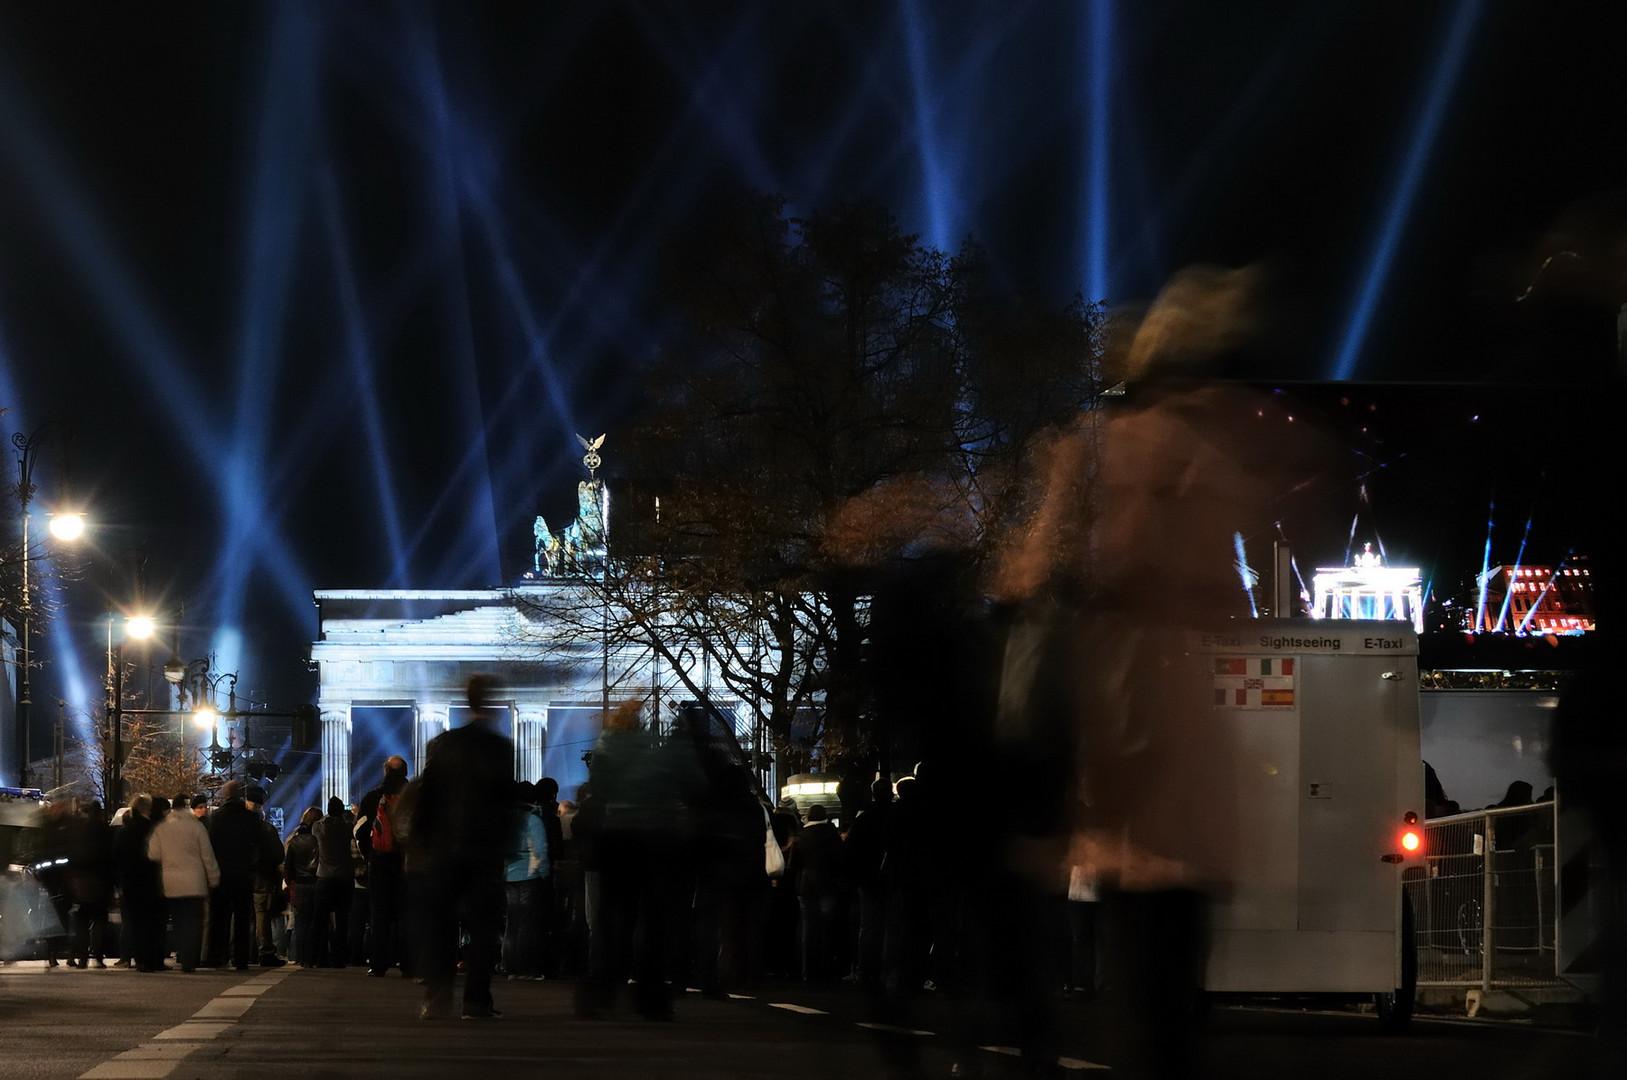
[1401,810,1422,856]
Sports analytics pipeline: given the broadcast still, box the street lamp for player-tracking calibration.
[12,425,86,789]
[104,612,159,809]
[168,657,238,786]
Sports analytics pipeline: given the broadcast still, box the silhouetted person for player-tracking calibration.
[284,807,321,966]
[790,803,843,981]
[206,780,260,970]
[533,776,565,975]
[244,785,286,966]
[409,674,515,1020]
[1552,648,1626,1078]
[502,781,549,979]
[1492,780,1534,811]
[357,754,411,976]
[882,774,936,996]
[31,799,75,966]
[581,700,703,1020]
[115,794,166,971]
[1424,761,1461,818]
[65,799,114,968]
[842,778,893,988]
[690,768,769,996]
[313,796,355,966]
[764,797,801,978]
[570,781,604,996]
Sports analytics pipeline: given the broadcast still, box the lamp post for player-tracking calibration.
[13,426,85,789]
[167,657,238,787]
[105,612,158,809]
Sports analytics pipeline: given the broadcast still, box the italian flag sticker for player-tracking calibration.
[1213,657,1296,708]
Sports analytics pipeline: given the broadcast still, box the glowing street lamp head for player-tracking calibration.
[194,706,217,731]
[47,511,85,541]
[126,615,156,641]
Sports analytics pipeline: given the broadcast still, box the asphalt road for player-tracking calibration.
[0,961,1603,1080]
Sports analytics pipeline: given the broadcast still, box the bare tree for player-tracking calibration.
[520,196,1106,777]
[65,712,205,810]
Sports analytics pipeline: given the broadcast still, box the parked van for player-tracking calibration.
[1187,620,1426,1028]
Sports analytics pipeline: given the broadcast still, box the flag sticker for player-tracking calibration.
[1213,657,1296,709]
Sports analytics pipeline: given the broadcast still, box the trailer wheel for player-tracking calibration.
[1376,895,1417,1033]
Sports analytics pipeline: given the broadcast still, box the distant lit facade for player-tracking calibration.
[1472,561,1595,635]
[310,586,752,806]
[1309,544,1424,634]
[311,441,804,808]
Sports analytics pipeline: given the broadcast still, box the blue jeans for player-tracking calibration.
[503,878,544,977]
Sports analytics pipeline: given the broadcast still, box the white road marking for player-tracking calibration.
[79,1063,179,1080]
[220,983,274,996]
[107,1045,201,1061]
[85,967,293,1077]
[758,997,1109,1068]
[1057,1056,1111,1071]
[192,997,255,1019]
[152,1022,234,1041]
[980,1046,1111,1070]
[856,1021,934,1036]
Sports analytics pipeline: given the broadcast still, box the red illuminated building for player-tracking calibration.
[1471,559,1595,635]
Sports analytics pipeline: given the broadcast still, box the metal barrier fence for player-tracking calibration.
[1406,801,1559,989]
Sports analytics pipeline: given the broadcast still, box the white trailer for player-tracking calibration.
[1186,619,1425,1027]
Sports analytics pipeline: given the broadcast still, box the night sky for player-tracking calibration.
[2,1,1624,750]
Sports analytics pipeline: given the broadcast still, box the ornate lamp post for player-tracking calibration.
[167,657,238,787]
[12,426,85,789]
[105,612,159,809]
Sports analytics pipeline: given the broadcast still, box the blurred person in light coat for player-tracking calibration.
[147,790,221,972]
[987,272,1340,1078]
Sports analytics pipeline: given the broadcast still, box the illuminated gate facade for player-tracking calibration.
[311,587,741,805]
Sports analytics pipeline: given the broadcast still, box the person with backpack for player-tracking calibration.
[502,781,549,980]
[356,754,411,977]
[283,807,321,967]
[312,797,356,967]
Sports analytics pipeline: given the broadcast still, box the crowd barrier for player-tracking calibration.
[1406,801,1559,989]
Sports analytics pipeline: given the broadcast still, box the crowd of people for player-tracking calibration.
[8,669,1130,1080]
[16,697,1093,1032]
[27,781,289,972]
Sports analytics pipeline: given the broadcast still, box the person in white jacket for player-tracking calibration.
[147,801,221,972]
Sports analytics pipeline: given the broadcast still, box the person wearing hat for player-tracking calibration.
[206,779,261,971]
[244,785,287,966]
